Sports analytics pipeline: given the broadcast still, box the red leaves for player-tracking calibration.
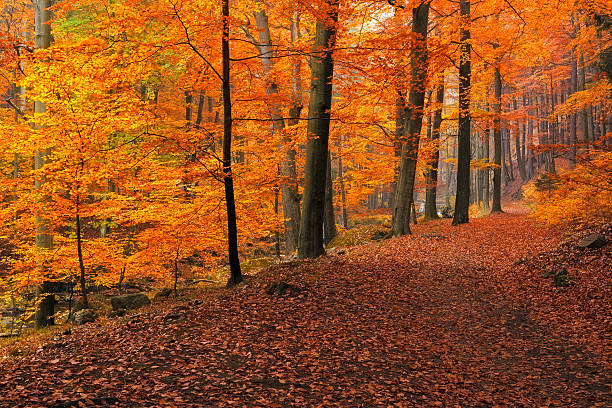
[0,209,610,406]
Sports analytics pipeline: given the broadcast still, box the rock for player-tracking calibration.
[266,281,301,297]
[110,293,151,311]
[440,207,453,218]
[108,308,126,318]
[326,247,346,256]
[421,232,448,239]
[73,309,95,325]
[1,307,25,318]
[73,298,89,312]
[370,230,388,241]
[544,268,574,288]
[188,299,203,307]
[577,233,608,249]
[163,313,181,321]
[153,288,173,300]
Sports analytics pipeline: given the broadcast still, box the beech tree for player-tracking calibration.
[33,0,54,328]
[452,0,471,225]
[424,83,444,220]
[221,0,242,286]
[298,0,339,259]
[391,1,430,236]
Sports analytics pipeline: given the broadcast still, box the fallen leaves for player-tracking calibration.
[0,208,610,406]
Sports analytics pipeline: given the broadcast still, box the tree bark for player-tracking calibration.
[324,153,337,245]
[424,83,444,220]
[491,66,503,213]
[221,0,242,286]
[75,195,88,309]
[253,10,301,254]
[338,135,348,228]
[34,0,54,328]
[513,98,527,181]
[391,2,430,235]
[282,12,303,254]
[452,0,471,225]
[578,55,590,145]
[482,103,491,211]
[297,0,339,258]
[547,79,557,173]
[569,55,578,168]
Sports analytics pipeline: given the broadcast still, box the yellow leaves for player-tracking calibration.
[556,79,612,117]
[525,151,612,228]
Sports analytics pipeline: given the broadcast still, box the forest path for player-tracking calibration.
[1,209,610,407]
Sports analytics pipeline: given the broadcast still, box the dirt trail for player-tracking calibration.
[0,211,610,407]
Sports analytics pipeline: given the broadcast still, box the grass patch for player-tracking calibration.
[0,325,64,358]
[241,257,277,274]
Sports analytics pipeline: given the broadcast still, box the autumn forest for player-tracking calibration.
[0,0,610,406]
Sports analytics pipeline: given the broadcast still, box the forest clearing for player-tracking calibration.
[0,0,610,406]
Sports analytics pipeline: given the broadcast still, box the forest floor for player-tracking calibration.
[0,205,610,407]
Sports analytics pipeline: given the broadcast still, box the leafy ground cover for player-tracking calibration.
[0,206,610,407]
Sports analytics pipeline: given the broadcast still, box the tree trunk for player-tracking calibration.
[547,78,557,173]
[324,153,337,245]
[482,104,491,211]
[578,55,590,145]
[76,188,88,309]
[452,0,471,225]
[424,83,443,220]
[391,2,430,235]
[338,136,348,228]
[514,99,527,181]
[410,200,418,225]
[221,0,242,286]
[491,67,503,213]
[297,0,339,258]
[569,55,578,168]
[505,125,514,181]
[282,12,303,254]
[253,10,301,254]
[476,133,482,208]
[34,0,54,328]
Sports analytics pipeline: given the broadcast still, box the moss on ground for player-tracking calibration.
[327,225,390,249]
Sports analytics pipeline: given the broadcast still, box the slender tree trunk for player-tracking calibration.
[282,12,303,254]
[491,67,503,213]
[578,55,590,145]
[324,153,337,245]
[505,125,514,181]
[338,136,348,228]
[221,0,242,286]
[514,99,527,181]
[452,0,471,225]
[75,196,88,309]
[528,102,536,178]
[547,79,557,173]
[298,0,339,258]
[274,188,281,258]
[570,55,578,168]
[483,126,490,211]
[391,2,431,235]
[476,133,482,208]
[34,0,54,328]
[424,83,443,220]
[410,200,418,225]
